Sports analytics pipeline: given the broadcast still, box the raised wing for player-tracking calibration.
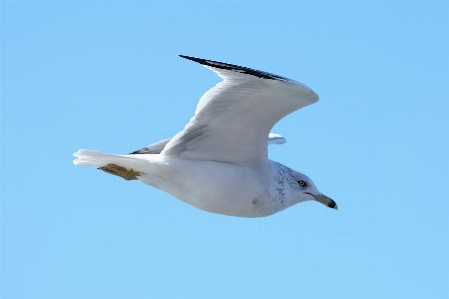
[161,55,319,168]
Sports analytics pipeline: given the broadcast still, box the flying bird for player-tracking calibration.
[73,55,337,217]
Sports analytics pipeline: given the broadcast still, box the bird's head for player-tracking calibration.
[289,171,338,210]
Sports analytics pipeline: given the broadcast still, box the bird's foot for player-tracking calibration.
[98,164,141,181]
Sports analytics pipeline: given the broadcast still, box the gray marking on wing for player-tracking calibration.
[130,138,171,154]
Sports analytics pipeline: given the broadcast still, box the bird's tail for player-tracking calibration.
[74,149,135,166]
[73,149,151,180]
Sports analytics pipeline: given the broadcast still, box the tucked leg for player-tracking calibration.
[98,164,141,181]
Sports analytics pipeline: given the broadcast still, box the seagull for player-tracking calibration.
[73,55,337,217]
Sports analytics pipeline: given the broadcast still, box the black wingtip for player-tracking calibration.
[178,55,297,83]
[178,55,207,64]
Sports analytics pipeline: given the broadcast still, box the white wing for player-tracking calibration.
[162,56,319,168]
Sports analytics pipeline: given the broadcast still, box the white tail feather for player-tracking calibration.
[73,150,148,170]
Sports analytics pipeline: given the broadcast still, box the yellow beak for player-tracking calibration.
[306,193,338,210]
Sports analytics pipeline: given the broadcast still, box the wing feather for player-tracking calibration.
[162,56,318,168]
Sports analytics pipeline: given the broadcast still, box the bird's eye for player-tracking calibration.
[298,180,307,187]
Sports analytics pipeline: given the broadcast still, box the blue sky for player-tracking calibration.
[1,1,448,298]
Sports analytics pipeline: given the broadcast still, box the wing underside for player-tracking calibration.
[160,56,319,168]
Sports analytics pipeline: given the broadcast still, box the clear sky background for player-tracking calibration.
[1,1,448,299]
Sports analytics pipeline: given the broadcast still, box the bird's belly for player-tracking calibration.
[178,162,268,217]
[139,157,274,217]
[183,180,269,217]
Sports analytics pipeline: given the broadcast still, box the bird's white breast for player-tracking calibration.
[137,156,288,217]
